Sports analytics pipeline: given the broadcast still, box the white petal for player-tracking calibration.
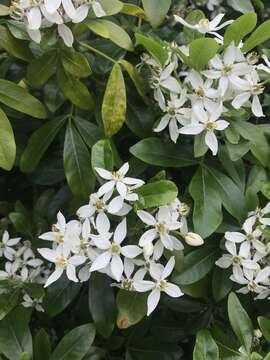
[96,212,110,234]
[66,264,78,282]
[73,4,89,23]
[205,131,218,156]
[242,217,256,234]
[77,205,95,218]
[225,232,245,243]
[232,92,251,109]
[137,210,156,226]
[27,7,42,30]
[162,257,175,279]
[58,24,74,47]
[45,0,61,13]
[121,245,142,258]
[147,289,161,316]
[90,251,111,272]
[215,120,229,131]
[139,229,157,247]
[69,255,86,266]
[133,280,154,292]
[38,248,57,262]
[27,29,41,43]
[119,162,129,175]
[44,268,63,287]
[111,255,124,282]
[92,0,106,17]
[215,255,232,268]
[108,196,124,214]
[116,181,127,198]
[62,0,76,19]
[174,15,197,30]
[97,180,115,197]
[114,218,127,244]
[252,95,264,117]
[95,168,112,180]
[179,123,204,135]
[164,283,183,297]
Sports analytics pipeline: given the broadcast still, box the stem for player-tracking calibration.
[78,42,117,64]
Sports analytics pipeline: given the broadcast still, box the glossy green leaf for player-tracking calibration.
[88,273,116,339]
[91,139,114,174]
[189,166,222,238]
[258,316,270,342]
[0,79,47,118]
[116,290,147,329]
[136,180,178,208]
[74,117,102,148]
[64,121,95,198]
[142,0,171,28]
[20,116,66,173]
[98,0,123,15]
[86,19,109,38]
[33,329,51,360]
[212,268,233,302]
[130,137,197,168]
[0,107,16,171]
[173,247,217,285]
[242,19,270,53]
[119,59,145,97]
[227,0,254,13]
[0,287,20,320]
[0,307,32,360]
[189,38,219,70]
[98,20,133,51]
[50,324,96,360]
[27,51,58,87]
[102,63,126,138]
[135,33,168,66]
[228,293,253,353]
[61,50,92,78]
[193,330,219,360]
[224,12,257,46]
[57,66,94,111]
[0,25,32,62]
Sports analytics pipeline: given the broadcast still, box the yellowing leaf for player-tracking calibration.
[102,63,126,138]
[119,59,145,97]
[0,108,16,171]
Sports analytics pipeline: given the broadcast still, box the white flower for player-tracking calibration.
[0,262,19,280]
[90,218,142,281]
[184,233,204,247]
[0,231,20,261]
[231,267,270,299]
[179,102,229,155]
[22,294,44,312]
[154,91,191,143]
[215,241,259,283]
[248,203,270,226]
[95,163,144,201]
[38,246,86,287]
[137,207,183,252]
[203,44,251,96]
[225,217,266,254]
[186,71,219,107]
[133,257,183,316]
[231,71,265,117]
[174,13,233,39]
[112,258,145,291]
[257,55,270,74]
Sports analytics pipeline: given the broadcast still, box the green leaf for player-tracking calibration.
[227,0,254,13]
[88,273,116,339]
[0,287,20,320]
[61,50,92,78]
[119,59,145,97]
[50,324,96,360]
[226,141,250,161]
[116,290,147,329]
[43,276,82,317]
[20,116,66,173]
[98,20,134,51]
[0,79,47,119]
[205,166,246,222]
[189,166,222,238]
[136,180,178,208]
[0,307,32,360]
[261,180,270,200]
[172,247,217,285]
[0,107,16,171]
[73,117,102,148]
[242,19,270,53]
[64,121,95,198]
[130,137,197,168]
[183,10,205,41]
[85,19,109,38]
[224,12,257,46]
[193,330,219,360]
[135,33,168,66]
[102,63,126,138]
[98,0,123,15]
[142,0,171,28]
[23,283,44,299]
[91,139,114,175]
[121,4,146,18]
[228,293,253,353]
[57,66,94,111]
[189,38,219,71]
[212,268,233,302]
[0,5,9,16]
[0,25,32,62]
[33,329,51,360]
[27,51,58,87]
[258,316,270,342]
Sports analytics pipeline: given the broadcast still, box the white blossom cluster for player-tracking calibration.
[216,203,270,299]
[37,163,204,316]
[9,0,106,46]
[0,230,49,312]
[140,13,270,155]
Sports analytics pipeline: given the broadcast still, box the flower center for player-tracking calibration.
[248,281,258,291]
[179,202,190,217]
[111,243,121,255]
[232,256,242,264]
[159,280,167,291]
[156,223,167,235]
[122,279,133,291]
[246,234,255,242]
[95,199,105,210]
[222,65,233,75]
[251,83,264,95]
[195,87,205,97]
[56,256,68,268]
[205,121,217,131]
[112,171,123,181]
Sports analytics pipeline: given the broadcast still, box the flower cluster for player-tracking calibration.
[0,230,48,311]
[140,13,270,155]
[37,163,204,315]
[9,0,106,46]
[216,203,270,299]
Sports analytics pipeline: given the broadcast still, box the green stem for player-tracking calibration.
[78,41,117,64]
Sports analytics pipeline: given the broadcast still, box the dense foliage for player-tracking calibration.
[1,0,270,359]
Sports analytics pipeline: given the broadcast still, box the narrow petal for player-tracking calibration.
[57,24,74,47]
[90,251,111,272]
[111,255,124,282]
[121,245,142,258]
[147,289,161,316]
[164,283,183,297]
[205,131,218,155]
[137,210,156,226]
[44,268,63,287]
[66,264,78,282]
[114,218,127,244]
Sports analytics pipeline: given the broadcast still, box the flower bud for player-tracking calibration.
[143,242,154,259]
[185,232,204,247]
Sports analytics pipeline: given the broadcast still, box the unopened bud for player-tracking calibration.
[185,232,204,247]
[143,242,154,259]
[254,329,262,339]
